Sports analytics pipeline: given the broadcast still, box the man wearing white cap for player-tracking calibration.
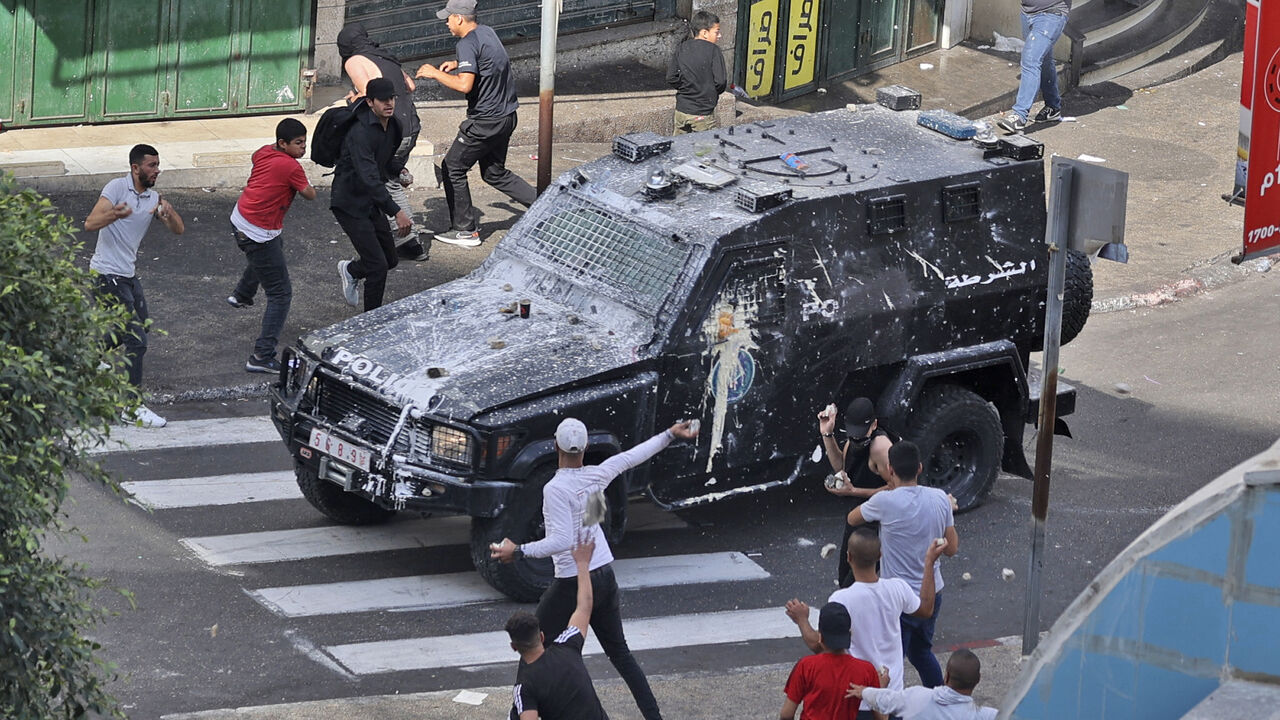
[492,418,698,720]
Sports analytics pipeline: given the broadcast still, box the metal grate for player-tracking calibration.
[721,260,787,325]
[868,195,907,235]
[942,184,981,222]
[518,203,690,310]
[316,374,410,453]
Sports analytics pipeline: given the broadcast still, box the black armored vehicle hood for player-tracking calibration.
[299,104,1048,421]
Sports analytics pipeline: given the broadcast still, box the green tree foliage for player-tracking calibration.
[0,174,135,719]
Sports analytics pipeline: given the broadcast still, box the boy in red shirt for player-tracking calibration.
[782,602,885,720]
[227,118,316,373]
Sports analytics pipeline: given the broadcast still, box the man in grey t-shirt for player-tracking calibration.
[998,0,1071,133]
[848,440,958,688]
[84,144,185,428]
[415,0,536,248]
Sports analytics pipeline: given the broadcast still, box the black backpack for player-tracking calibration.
[310,102,360,168]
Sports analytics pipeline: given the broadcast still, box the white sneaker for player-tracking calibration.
[338,260,360,307]
[122,404,167,428]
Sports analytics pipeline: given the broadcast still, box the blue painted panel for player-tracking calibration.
[1011,647,1084,719]
[1083,571,1146,643]
[1228,600,1280,677]
[1134,664,1218,718]
[1244,489,1280,589]
[1146,512,1232,577]
[1141,576,1228,664]
[1074,651,1137,718]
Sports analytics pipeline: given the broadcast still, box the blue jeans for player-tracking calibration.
[1012,11,1067,120]
[901,591,944,687]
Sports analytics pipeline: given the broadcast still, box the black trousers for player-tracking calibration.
[535,564,662,720]
[332,206,398,312]
[231,228,292,360]
[441,113,536,232]
[94,274,148,387]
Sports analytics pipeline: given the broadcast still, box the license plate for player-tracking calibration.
[309,428,371,471]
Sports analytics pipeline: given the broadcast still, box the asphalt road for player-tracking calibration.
[55,268,1279,719]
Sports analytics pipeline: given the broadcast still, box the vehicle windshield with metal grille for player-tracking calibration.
[509,202,691,316]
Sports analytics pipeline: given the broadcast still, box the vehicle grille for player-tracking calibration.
[313,371,472,470]
[315,372,414,455]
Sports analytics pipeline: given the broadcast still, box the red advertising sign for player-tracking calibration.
[1241,0,1280,261]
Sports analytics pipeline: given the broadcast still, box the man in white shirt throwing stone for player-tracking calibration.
[492,418,698,720]
[848,441,958,688]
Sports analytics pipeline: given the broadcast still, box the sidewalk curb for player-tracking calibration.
[1090,253,1278,314]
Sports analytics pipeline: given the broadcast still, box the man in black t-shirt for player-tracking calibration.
[507,539,608,720]
[415,0,536,248]
[818,397,897,588]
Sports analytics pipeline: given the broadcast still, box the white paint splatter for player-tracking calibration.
[276,85,296,103]
[905,248,944,280]
[702,300,759,472]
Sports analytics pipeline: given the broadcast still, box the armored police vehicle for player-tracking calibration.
[269,104,1092,601]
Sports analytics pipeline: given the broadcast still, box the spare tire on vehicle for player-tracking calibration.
[1060,249,1093,345]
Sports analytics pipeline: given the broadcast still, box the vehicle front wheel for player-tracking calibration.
[905,385,1004,512]
[295,460,395,525]
[470,466,557,603]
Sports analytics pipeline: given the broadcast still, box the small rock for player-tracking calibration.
[962,572,973,582]
[797,538,815,547]
[501,283,513,292]
[820,543,839,559]
[488,338,506,349]
[1114,383,1132,394]
[427,367,448,378]
[1002,568,1016,581]
[567,314,581,324]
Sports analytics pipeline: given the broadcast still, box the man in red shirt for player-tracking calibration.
[782,602,885,720]
[227,118,316,373]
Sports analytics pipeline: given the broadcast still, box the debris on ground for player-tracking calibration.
[820,543,839,559]
[1002,568,1016,581]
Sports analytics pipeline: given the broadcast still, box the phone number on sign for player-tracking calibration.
[1247,225,1280,245]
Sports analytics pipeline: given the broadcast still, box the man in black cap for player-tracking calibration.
[818,397,897,588]
[336,22,429,262]
[781,602,883,720]
[415,0,536,247]
[331,76,412,312]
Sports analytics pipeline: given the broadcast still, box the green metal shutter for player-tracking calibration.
[346,0,665,62]
[1,0,310,128]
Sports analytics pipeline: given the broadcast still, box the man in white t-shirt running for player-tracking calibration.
[848,441,958,687]
[787,527,945,718]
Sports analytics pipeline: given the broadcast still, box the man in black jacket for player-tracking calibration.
[331,77,412,312]
[336,23,429,262]
[665,11,726,135]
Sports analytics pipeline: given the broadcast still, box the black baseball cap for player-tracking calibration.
[818,602,852,651]
[365,77,396,101]
[844,397,876,438]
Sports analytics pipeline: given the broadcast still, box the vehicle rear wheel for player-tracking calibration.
[905,385,1003,512]
[295,460,395,525]
[470,466,629,602]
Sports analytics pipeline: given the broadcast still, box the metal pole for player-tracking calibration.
[536,0,560,194]
[1023,161,1073,656]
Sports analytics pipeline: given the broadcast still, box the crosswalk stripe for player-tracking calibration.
[248,551,770,617]
[86,416,278,455]
[180,517,469,566]
[122,471,299,509]
[325,606,811,675]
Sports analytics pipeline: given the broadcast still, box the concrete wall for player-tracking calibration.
[1002,440,1280,719]
[314,0,345,83]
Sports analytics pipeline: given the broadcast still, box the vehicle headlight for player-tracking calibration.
[430,425,472,465]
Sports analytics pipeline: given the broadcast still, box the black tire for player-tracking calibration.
[905,385,1004,512]
[1061,249,1093,346]
[471,466,629,602]
[295,461,395,525]
[471,466,558,603]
